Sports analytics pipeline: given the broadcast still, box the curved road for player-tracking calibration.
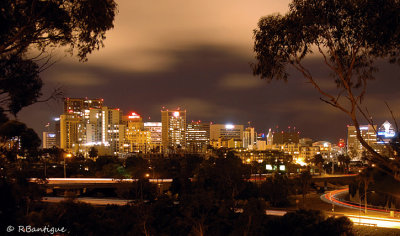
[322,188,400,228]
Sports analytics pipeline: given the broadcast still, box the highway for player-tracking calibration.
[322,188,400,228]
[31,178,173,184]
[42,197,131,206]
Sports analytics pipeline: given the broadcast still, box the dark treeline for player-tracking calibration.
[1,152,354,235]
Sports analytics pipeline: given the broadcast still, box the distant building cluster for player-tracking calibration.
[43,98,395,163]
[41,98,350,163]
[347,121,397,159]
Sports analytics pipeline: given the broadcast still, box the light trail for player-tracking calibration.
[322,188,400,228]
[30,178,173,184]
[322,188,400,214]
[345,214,400,228]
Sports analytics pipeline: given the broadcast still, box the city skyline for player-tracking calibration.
[17,0,400,143]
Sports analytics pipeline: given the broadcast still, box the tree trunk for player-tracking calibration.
[364,181,368,214]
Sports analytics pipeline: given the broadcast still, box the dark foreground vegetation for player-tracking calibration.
[0,154,355,236]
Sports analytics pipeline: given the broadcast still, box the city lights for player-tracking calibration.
[128,112,141,119]
[225,124,234,129]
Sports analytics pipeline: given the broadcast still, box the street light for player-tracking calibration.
[64,153,72,178]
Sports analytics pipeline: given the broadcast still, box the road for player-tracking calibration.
[31,178,173,184]
[42,197,132,206]
[320,188,400,229]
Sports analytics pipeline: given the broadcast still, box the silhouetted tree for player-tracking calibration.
[312,154,324,175]
[357,167,374,213]
[0,120,40,159]
[0,0,117,115]
[298,170,312,204]
[338,154,351,173]
[88,147,98,159]
[253,0,400,179]
[276,209,354,236]
[125,156,149,178]
[261,174,291,207]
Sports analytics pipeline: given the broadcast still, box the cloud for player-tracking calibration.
[219,73,266,89]
[49,71,105,87]
[68,0,292,73]
[159,98,241,121]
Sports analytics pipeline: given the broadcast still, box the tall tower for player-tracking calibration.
[60,114,83,153]
[347,124,378,158]
[243,127,256,150]
[123,112,151,153]
[266,128,273,147]
[161,109,186,152]
[64,97,103,117]
[186,121,210,153]
[144,122,162,152]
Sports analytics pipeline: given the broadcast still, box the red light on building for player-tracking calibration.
[128,112,140,119]
[338,139,345,147]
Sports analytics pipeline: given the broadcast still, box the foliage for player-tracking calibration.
[0,120,41,158]
[253,0,400,176]
[125,156,149,178]
[311,154,324,175]
[0,0,117,60]
[23,201,354,236]
[193,155,250,200]
[88,147,98,159]
[276,209,354,236]
[0,0,117,115]
[261,174,291,207]
[0,55,42,115]
[338,154,351,173]
[297,170,312,203]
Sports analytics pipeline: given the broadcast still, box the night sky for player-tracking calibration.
[18,0,400,143]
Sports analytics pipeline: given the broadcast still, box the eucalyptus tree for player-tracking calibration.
[253,0,400,178]
[0,0,117,115]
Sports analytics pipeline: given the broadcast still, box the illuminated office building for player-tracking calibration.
[266,128,273,147]
[85,106,124,154]
[64,97,103,117]
[60,114,83,153]
[347,124,378,157]
[186,121,210,153]
[42,132,57,149]
[123,112,151,153]
[272,130,299,144]
[312,141,332,158]
[144,122,162,151]
[243,127,257,150]
[161,109,186,151]
[377,121,396,144]
[210,124,244,141]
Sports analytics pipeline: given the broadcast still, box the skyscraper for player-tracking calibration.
[64,97,103,117]
[243,127,256,150]
[86,106,124,154]
[60,114,83,153]
[161,109,186,152]
[347,124,378,158]
[210,124,243,141]
[42,132,57,149]
[144,122,162,152]
[123,112,151,153]
[272,131,299,144]
[186,121,210,153]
